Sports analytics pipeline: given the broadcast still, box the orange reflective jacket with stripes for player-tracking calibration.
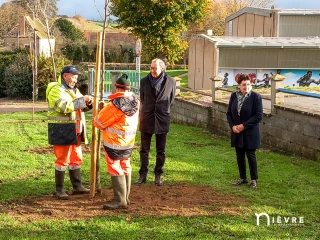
[93,92,140,160]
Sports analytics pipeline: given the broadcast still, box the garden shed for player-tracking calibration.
[188,34,320,90]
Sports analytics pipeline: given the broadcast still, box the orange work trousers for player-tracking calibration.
[105,153,131,176]
[54,136,83,171]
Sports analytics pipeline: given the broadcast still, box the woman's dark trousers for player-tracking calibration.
[235,147,258,180]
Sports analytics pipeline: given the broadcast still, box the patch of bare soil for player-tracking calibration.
[6,146,248,222]
[0,184,248,222]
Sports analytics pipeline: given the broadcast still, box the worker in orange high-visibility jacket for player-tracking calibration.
[46,66,93,200]
[93,74,140,210]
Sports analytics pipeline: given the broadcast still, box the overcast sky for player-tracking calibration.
[56,0,320,20]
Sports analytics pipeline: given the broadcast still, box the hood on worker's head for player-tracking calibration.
[112,93,140,116]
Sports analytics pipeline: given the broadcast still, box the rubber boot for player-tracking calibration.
[55,169,69,200]
[69,168,90,195]
[125,174,131,205]
[103,175,127,210]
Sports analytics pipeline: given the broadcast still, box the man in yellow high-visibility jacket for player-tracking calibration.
[46,66,93,200]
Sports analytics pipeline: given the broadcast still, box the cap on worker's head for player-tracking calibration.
[115,74,130,89]
[61,66,81,75]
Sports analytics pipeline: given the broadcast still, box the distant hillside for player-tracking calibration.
[66,15,128,33]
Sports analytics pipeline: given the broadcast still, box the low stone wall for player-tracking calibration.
[261,105,319,160]
[171,98,320,161]
[171,98,211,129]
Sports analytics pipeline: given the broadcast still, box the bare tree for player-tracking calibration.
[36,0,57,81]
[10,0,58,20]
[0,2,27,39]
[93,0,112,194]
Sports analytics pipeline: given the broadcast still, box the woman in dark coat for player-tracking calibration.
[226,74,263,188]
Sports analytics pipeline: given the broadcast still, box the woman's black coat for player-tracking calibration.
[226,91,263,149]
[139,73,176,134]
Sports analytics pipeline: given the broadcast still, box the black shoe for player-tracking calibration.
[155,175,163,186]
[232,178,248,186]
[135,176,146,184]
[250,180,257,188]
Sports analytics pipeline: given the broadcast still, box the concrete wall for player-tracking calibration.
[171,98,211,129]
[171,98,320,161]
[261,105,319,160]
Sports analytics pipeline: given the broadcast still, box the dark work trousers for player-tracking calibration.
[139,132,167,177]
[235,147,258,180]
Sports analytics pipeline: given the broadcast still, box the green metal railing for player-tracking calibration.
[89,69,140,99]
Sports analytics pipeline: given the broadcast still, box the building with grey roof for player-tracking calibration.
[225,7,320,38]
[188,7,320,90]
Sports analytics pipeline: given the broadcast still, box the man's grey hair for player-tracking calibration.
[151,58,166,71]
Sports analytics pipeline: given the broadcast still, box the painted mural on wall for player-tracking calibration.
[281,70,320,87]
[218,69,320,87]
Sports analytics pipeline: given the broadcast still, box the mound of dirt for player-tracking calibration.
[0,184,248,222]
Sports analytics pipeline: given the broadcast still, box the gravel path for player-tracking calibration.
[0,98,47,114]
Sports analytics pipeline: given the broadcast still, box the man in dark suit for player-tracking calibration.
[135,58,176,186]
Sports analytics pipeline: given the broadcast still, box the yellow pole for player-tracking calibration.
[90,32,103,199]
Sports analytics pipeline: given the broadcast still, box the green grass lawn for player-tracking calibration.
[81,21,123,32]
[0,111,319,239]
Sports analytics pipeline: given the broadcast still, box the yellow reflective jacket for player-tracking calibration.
[93,92,140,160]
[46,75,92,145]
